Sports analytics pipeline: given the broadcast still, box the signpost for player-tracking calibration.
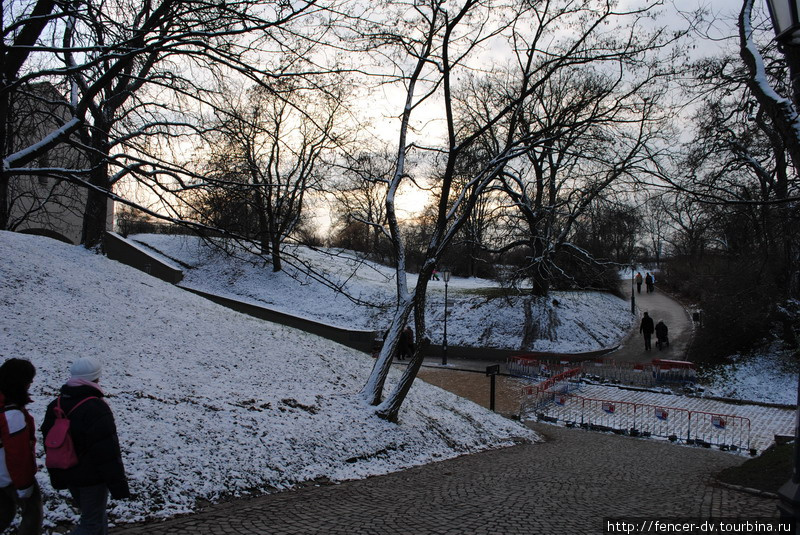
[486,364,500,412]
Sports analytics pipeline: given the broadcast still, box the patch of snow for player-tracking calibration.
[700,347,799,406]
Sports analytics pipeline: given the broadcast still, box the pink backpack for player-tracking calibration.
[44,396,97,469]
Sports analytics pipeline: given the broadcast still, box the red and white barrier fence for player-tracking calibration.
[508,355,697,387]
[525,389,752,452]
[519,367,582,414]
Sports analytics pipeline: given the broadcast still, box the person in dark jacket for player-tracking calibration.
[639,312,655,351]
[655,320,669,349]
[0,358,42,535]
[41,357,129,535]
[398,326,414,361]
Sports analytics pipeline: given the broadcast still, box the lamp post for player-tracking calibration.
[764,0,800,526]
[441,268,451,365]
[767,0,800,105]
[631,262,636,315]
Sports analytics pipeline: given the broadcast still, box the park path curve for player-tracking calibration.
[610,282,695,363]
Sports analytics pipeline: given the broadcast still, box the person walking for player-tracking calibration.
[655,320,669,350]
[0,358,42,535]
[645,273,654,293]
[41,357,130,535]
[635,272,643,294]
[640,312,655,351]
[398,326,415,361]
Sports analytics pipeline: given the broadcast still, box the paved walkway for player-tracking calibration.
[611,282,694,363]
[111,422,777,535]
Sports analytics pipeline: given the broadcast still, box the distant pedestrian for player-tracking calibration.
[41,357,130,535]
[398,326,415,361]
[0,358,42,535]
[645,273,654,293]
[640,312,655,351]
[635,272,643,294]
[432,269,440,281]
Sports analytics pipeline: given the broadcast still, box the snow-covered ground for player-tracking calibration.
[0,231,537,530]
[701,347,799,406]
[133,233,634,352]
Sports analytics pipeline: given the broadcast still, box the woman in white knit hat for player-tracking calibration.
[41,357,129,535]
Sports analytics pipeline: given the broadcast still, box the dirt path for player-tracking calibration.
[416,367,528,416]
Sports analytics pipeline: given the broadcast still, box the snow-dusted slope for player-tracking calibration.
[134,233,633,352]
[0,231,536,528]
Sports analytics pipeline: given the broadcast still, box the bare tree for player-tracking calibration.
[468,60,676,296]
[329,151,392,260]
[1,0,67,229]
[357,0,682,421]
[1,0,330,248]
[199,82,345,271]
[665,0,800,296]
[641,195,670,267]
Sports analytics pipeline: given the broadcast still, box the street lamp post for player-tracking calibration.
[631,263,636,315]
[441,268,451,366]
[764,0,800,526]
[767,0,800,103]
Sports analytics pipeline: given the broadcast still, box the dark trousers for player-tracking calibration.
[0,482,43,535]
[643,333,652,350]
[636,282,642,294]
[69,485,109,535]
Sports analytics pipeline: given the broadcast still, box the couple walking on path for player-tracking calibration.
[639,312,669,351]
[635,272,656,294]
[0,357,129,535]
[614,277,692,363]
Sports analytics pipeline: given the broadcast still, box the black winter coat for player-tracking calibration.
[40,384,130,499]
[640,316,655,335]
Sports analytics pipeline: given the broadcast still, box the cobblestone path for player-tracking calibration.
[111,422,776,535]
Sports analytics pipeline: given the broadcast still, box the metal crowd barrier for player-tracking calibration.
[525,390,752,452]
[508,356,697,387]
[508,356,576,380]
[519,368,582,415]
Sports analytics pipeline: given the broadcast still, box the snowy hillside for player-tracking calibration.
[133,233,634,352]
[0,231,537,530]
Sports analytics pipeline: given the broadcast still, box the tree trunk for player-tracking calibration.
[271,232,282,272]
[81,128,110,248]
[81,177,109,248]
[529,237,550,297]
[530,268,550,297]
[376,284,429,422]
[0,86,8,230]
[254,186,270,255]
[360,297,415,406]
